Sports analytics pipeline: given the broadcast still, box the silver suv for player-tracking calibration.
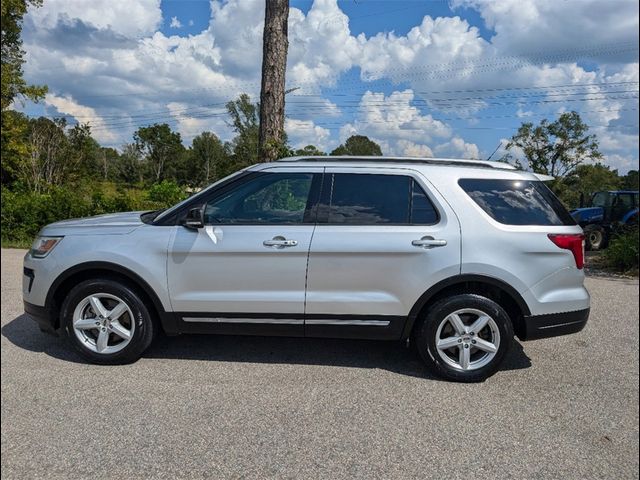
[23,156,590,382]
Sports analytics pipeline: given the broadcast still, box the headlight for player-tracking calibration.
[30,236,63,258]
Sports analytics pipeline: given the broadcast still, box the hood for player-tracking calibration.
[570,207,604,224]
[40,211,146,236]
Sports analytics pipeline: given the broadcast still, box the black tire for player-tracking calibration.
[60,278,155,365]
[413,294,513,382]
[584,225,607,251]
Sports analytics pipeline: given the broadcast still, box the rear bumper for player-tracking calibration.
[521,308,589,340]
[24,301,58,336]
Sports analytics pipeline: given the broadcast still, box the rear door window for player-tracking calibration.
[459,179,576,226]
[325,173,438,225]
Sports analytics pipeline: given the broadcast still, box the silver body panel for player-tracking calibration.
[23,157,590,334]
[167,224,313,314]
[305,166,461,317]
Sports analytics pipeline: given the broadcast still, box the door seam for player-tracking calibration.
[303,168,325,333]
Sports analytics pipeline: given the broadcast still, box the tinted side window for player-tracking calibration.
[205,173,314,224]
[327,173,438,225]
[411,180,439,224]
[616,193,635,210]
[459,179,577,226]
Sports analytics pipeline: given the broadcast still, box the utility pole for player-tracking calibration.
[258,0,289,162]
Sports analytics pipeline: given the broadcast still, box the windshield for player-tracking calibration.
[590,192,611,208]
[152,169,249,223]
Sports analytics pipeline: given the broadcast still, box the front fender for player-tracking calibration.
[622,208,639,225]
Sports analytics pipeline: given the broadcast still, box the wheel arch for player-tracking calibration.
[403,274,531,340]
[46,261,176,334]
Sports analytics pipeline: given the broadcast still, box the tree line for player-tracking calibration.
[1,0,637,247]
[1,93,386,193]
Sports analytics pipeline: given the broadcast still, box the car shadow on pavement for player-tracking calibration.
[3,313,531,379]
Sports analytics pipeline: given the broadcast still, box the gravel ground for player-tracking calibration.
[1,248,638,479]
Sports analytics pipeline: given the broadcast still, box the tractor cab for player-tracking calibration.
[571,190,639,250]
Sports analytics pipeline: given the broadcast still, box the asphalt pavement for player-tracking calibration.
[1,248,638,479]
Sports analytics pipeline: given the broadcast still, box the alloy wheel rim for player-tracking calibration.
[72,293,135,354]
[434,308,500,371]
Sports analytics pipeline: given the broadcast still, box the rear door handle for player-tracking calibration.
[263,236,298,248]
[412,237,447,249]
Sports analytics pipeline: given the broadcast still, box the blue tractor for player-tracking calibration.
[571,190,639,250]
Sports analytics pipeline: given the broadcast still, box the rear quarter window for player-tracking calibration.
[458,179,577,226]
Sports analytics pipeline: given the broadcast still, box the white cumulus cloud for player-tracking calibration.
[285,118,331,151]
[44,93,116,143]
[18,0,639,171]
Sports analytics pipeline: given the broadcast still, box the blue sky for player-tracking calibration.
[19,0,640,172]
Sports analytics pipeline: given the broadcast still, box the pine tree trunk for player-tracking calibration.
[258,0,289,162]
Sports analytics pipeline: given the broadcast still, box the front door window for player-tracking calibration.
[205,173,315,224]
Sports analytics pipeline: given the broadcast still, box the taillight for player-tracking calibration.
[548,234,585,269]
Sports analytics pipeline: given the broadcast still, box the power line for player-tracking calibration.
[52,88,639,122]
[108,92,640,125]
[53,91,640,127]
[84,106,639,132]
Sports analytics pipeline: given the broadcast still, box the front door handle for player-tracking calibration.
[412,236,447,249]
[263,236,298,248]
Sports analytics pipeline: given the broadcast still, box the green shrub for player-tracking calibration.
[603,226,639,273]
[1,182,181,244]
[146,180,187,207]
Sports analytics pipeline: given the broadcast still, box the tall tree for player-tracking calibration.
[258,0,289,162]
[506,111,602,179]
[133,123,184,182]
[0,110,29,185]
[189,131,227,186]
[67,123,100,179]
[97,147,120,181]
[226,94,260,167]
[621,170,639,191]
[25,117,69,192]
[1,0,47,188]
[1,0,47,110]
[331,135,383,156]
[115,143,144,184]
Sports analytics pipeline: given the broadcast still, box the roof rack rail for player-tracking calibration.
[276,155,517,170]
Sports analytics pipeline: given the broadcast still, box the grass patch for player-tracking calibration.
[1,238,32,249]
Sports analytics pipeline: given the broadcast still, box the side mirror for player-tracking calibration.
[183,205,205,229]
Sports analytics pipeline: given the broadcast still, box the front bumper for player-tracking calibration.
[24,301,58,336]
[521,308,589,340]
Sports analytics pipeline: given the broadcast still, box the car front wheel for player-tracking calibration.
[60,278,155,365]
[414,294,513,382]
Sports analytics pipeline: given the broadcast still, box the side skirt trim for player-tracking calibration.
[174,312,407,340]
[305,319,390,326]
[182,317,304,325]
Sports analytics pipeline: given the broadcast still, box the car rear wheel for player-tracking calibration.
[413,294,513,382]
[61,278,155,364]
